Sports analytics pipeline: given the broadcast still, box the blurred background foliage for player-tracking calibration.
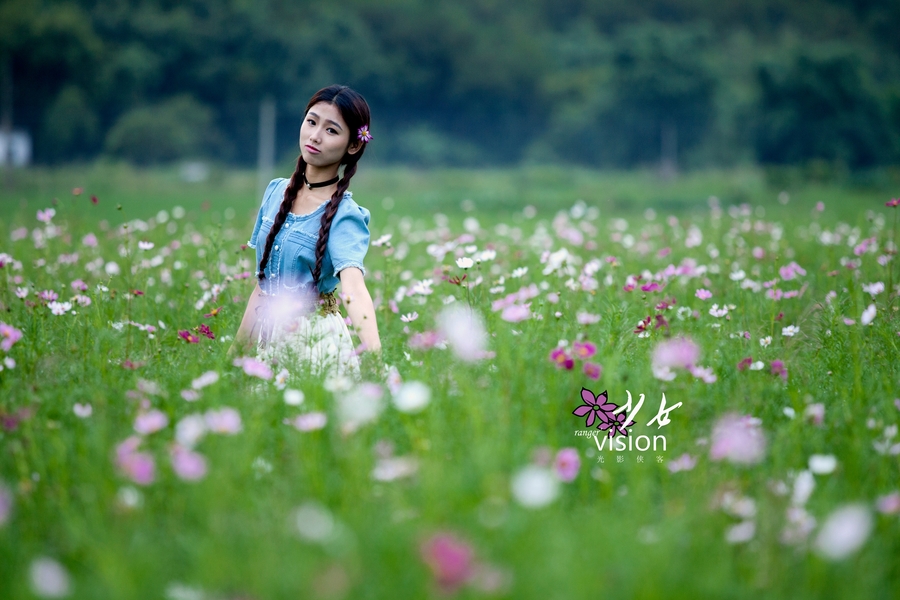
[2,0,900,170]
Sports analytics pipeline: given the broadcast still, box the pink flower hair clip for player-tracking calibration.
[357,125,373,143]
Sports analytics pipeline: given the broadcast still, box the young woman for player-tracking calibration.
[231,84,382,380]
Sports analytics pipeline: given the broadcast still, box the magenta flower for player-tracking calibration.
[178,330,200,344]
[737,357,753,371]
[420,532,474,594]
[770,360,788,381]
[548,346,574,370]
[886,198,900,208]
[572,387,619,429]
[197,324,215,339]
[553,448,581,482]
[709,413,766,465]
[572,340,596,359]
[170,445,208,481]
[583,361,602,380]
[357,124,373,143]
[0,323,23,352]
[233,356,273,380]
[641,282,662,292]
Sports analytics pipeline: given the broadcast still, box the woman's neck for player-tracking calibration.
[304,164,340,184]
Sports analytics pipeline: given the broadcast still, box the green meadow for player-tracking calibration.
[0,164,898,599]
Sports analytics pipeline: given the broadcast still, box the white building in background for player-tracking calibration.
[0,130,32,166]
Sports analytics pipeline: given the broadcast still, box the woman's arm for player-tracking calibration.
[229,281,265,357]
[338,267,382,354]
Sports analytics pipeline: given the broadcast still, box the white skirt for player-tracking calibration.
[257,310,361,381]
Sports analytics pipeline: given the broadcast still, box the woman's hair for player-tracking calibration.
[257,84,371,290]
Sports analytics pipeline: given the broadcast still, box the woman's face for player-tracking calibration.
[299,101,361,168]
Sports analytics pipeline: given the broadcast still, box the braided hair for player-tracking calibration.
[257,84,371,291]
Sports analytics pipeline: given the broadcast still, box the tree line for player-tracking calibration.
[3,0,899,169]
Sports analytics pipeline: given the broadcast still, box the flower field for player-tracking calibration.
[0,166,899,599]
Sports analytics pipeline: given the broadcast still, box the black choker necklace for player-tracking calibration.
[303,172,340,190]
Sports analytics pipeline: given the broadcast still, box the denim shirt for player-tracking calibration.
[247,178,370,296]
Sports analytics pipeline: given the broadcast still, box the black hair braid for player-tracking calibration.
[258,154,307,281]
[312,161,358,289]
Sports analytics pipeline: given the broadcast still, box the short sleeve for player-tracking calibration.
[247,179,284,249]
[330,198,371,277]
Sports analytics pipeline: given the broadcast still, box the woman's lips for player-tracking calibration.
[305,145,321,154]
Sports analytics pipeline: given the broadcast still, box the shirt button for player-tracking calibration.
[285,223,290,228]
[274,245,279,250]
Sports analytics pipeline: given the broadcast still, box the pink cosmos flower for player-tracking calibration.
[36,208,55,223]
[38,290,58,302]
[0,483,11,525]
[204,407,242,433]
[500,303,530,322]
[82,233,98,247]
[641,282,662,292]
[70,279,88,292]
[420,532,475,594]
[115,436,155,485]
[695,288,712,300]
[233,356,273,380]
[285,412,328,431]
[667,453,697,473]
[709,413,766,465]
[134,409,169,435]
[875,492,900,514]
[737,357,753,371]
[572,340,596,359]
[0,323,23,352]
[553,448,581,482]
[770,360,788,381]
[170,445,208,481]
[583,362,602,380]
[652,336,700,370]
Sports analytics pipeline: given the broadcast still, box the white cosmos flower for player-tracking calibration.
[456,257,474,269]
[436,304,488,361]
[391,381,431,413]
[808,454,837,474]
[861,303,877,326]
[284,389,305,406]
[782,325,800,337]
[29,556,71,598]
[814,504,873,560]
[511,465,560,508]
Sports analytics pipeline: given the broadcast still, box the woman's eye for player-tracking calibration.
[327,128,337,135]
[307,119,315,126]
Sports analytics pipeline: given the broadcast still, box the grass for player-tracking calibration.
[0,163,898,598]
